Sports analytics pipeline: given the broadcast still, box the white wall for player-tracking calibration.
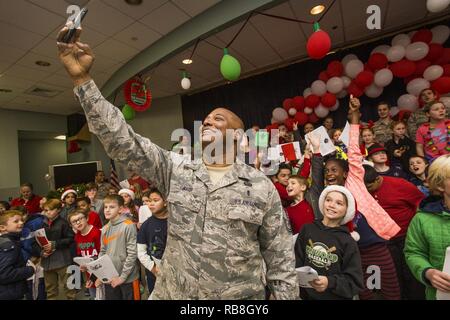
[18,139,67,196]
[0,109,67,201]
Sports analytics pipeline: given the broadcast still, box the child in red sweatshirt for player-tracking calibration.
[286,176,314,234]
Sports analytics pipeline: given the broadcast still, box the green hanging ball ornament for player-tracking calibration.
[122,104,135,121]
[220,48,241,81]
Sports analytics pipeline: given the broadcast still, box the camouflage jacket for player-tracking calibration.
[372,118,393,145]
[74,80,298,300]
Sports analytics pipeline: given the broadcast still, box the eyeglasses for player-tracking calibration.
[71,217,86,225]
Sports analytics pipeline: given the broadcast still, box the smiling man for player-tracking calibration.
[56,25,298,300]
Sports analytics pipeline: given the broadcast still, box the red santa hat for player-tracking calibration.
[119,188,135,201]
[318,185,360,241]
[61,189,77,201]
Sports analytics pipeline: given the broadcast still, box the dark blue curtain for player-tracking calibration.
[181,20,450,133]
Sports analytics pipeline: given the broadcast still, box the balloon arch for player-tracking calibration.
[268,25,450,131]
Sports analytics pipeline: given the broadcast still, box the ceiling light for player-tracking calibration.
[182,59,193,65]
[310,5,325,15]
[125,0,143,5]
[35,60,51,67]
[54,135,66,140]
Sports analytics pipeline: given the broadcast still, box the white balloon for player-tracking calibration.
[337,90,348,99]
[271,117,277,124]
[441,96,450,110]
[181,77,191,90]
[407,78,431,96]
[374,68,394,87]
[303,87,312,98]
[387,45,406,62]
[405,42,429,61]
[272,107,288,123]
[288,107,297,116]
[431,25,450,44]
[390,106,400,117]
[311,80,327,96]
[391,34,411,48]
[341,54,358,67]
[397,94,419,111]
[365,84,384,98]
[314,104,330,118]
[330,100,340,111]
[345,59,364,79]
[423,65,444,81]
[326,77,344,94]
[341,76,351,89]
[426,0,450,12]
[304,107,314,115]
[371,45,390,56]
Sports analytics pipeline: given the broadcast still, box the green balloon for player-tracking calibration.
[122,104,135,121]
[220,48,241,81]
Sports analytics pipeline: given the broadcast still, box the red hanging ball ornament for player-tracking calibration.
[321,92,337,108]
[319,71,329,82]
[390,59,416,78]
[294,112,309,125]
[431,76,450,94]
[307,22,331,60]
[414,59,432,76]
[68,141,81,154]
[308,113,320,124]
[411,29,433,43]
[305,94,321,109]
[282,98,294,111]
[347,81,364,97]
[326,60,344,77]
[355,70,374,88]
[293,96,305,111]
[368,53,388,71]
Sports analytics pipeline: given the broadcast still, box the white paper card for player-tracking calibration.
[296,266,319,288]
[307,126,335,156]
[437,246,450,300]
[267,147,280,161]
[340,121,350,147]
[86,254,119,283]
[73,256,94,266]
[138,205,152,224]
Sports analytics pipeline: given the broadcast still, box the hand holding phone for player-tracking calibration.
[61,7,88,43]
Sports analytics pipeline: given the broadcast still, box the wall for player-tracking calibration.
[18,139,67,196]
[0,109,67,201]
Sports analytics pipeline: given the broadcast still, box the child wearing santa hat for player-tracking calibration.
[119,189,139,223]
[59,189,77,221]
[294,185,364,300]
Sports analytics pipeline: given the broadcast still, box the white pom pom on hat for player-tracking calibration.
[119,188,135,200]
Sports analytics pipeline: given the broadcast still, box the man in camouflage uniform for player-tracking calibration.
[372,102,393,145]
[56,25,298,300]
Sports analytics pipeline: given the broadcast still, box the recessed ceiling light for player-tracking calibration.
[131,36,138,41]
[125,0,143,5]
[35,60,51,67]
[0,88,12,93]
[182,59,193,65]
[54,135,66,140]
[310,5,325,15]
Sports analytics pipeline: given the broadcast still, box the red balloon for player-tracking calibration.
[266,123,279,132]
[308,113,320,124]
[307,30,331,60]
[442,64,450,77]
[355,70,374,88]
[390,59,416,78]
[368,53,388,71]
[347,81,364,97]
[326,60,344,77]
[435,48,450,66]
[431,77,450,94]
[414,59,432,76]
[282,98,293,111]
[319,71,329,82]
[426,43,444,63]
[294,112,309,125]
[293,96,305,111]
[284,118,296,131]
[305,94,321,109]
[321,92,337,108]
[412,29,433,43]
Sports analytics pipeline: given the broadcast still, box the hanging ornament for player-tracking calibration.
[181,71,191,90]
[124,76,152,112]
[306,22,331,60]
[220,48,241,81]
[122,104,135,121]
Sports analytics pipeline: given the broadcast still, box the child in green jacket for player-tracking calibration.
[404,154,450,299]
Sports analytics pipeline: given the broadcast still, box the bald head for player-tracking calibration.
[209,107,244,130]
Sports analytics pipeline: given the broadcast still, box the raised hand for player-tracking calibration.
[56,22,94,86]
[293,122,299,131]
[349,94,361,113]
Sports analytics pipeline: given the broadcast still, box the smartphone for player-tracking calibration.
[62,7,88,43]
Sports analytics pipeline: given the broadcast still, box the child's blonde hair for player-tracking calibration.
[44,199,62,210]
[427,154,450,193]
[288,175,309,191]
[67,208,88,223]
[0,210,23,226]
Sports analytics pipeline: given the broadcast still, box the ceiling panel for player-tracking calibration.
[14,52,62,74]
[139,1,190,35]
[171,0,220,17]
[102,0,168,20]
[93,38,140,63]
[0,44,28,64]
[385,0,430,29]
[42,73,74,89]
[0,21,44,51]
[0,74,36,91]
[2,65,53,83]
[112,22,162,50]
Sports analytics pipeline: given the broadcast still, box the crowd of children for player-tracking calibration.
[0,87,449,300]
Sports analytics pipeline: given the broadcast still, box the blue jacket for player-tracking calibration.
[21,214,44,262]
[0,233,35,300]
